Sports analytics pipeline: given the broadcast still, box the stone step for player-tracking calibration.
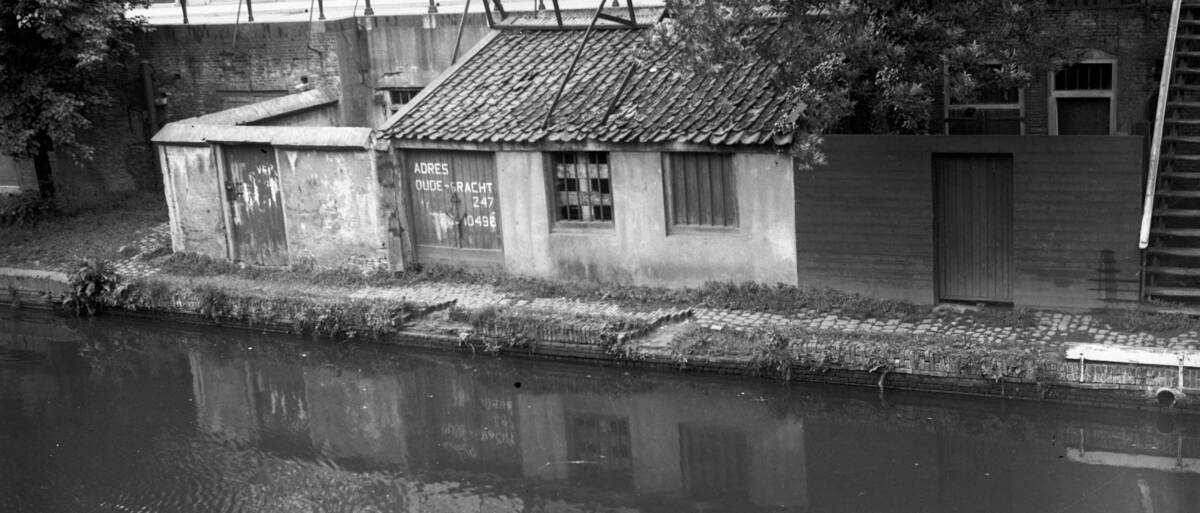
[1151,228,1200,237]
[1156,189,1200,198]
[1146,265,1200,277]
[1162,172,1200,179]
[1154,208,1200,217]
[1147,246,1200,257]
[1145,286,1200,298]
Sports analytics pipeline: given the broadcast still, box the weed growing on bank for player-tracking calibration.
[668,324,1060,383]
[448,305,654,357]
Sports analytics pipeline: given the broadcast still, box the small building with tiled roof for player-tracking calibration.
[380,7,803,285]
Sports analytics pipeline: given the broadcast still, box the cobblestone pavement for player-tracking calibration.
[111,223,171,279]
[353,283,1199,350]
[124,221,1200,351]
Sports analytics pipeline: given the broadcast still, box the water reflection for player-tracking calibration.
[4,310,1200,512]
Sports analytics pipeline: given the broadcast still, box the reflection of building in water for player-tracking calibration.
[519,385,808,511]
[186,347,808,511]
[305,365,408,465]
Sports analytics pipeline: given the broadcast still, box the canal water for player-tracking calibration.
[3,311,1200,513]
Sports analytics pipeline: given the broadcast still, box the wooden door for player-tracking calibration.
[406,150,502,265]
[934,154,1013,303]
[224,144,289,266]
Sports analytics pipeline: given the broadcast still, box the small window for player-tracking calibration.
[944,65,1023,135]
[1050,59,1116,135]
[664,153,737,229]
[549,151,613,225]
[381,87,422,115]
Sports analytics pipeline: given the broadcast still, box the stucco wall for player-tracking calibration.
[497,151,797,287]
[159,145,227,258]
[276,148,384,269]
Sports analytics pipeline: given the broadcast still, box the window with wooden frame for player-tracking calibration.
[663,152,738,230]
[381,87,422,116]
[1049,56,1116,135]
[548,151,614,225]
[944,65,1024,135]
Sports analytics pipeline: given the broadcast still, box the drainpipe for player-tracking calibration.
[141,61,158,136]
[180,0,189,24]
[246,0,255,22]
[364,0,374,16]
[428,0,438,13]
[317,0,325,20]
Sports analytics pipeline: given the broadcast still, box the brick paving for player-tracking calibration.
[110,223,171,279]
[116,221,1200,352]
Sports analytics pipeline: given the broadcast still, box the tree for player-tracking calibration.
[651,0,1079,166]
[0,0,149,198]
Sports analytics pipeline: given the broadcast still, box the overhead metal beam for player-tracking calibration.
[452,0,473,64]
[541,0,608,130]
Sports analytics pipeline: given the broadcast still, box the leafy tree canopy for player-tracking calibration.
[652,0,1080,162]
[0,0,148,193]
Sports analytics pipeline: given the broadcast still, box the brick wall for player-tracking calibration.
[59,12,490,209]
[798,135,1144,309]
[932,4,1170,136]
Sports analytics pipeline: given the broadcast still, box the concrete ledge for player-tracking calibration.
[0,267,70,309]
[1066,342,1200,368]
[0,268,68,283]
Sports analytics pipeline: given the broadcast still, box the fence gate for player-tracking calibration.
[223,144,289,266]
[934,153,1014,303]
[405,150,502,265]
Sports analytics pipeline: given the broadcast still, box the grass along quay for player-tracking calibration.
[3,199,1200,409]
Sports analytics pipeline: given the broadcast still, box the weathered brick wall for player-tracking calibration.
[931,3,1169,136]
[61,13,489,209]
[138,22,343,124]
[1025,4,1170,135]
[799,135,1143,309]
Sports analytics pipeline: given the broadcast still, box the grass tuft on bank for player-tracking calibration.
[668,323,1060,383]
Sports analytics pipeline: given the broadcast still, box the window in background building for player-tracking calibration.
[944,65,1024,135]
[1050,59,1116,135]
[382,87,422,117]
[663,152,738,229]
[548,151,613,225]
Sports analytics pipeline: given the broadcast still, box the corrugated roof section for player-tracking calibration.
[382,28,802,147]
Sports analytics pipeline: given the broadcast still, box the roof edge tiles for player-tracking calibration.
[382,24,802,148]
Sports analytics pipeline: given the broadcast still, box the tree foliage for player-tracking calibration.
[0,0,148,193]
[652,0,1080,162]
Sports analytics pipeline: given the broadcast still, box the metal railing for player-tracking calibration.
[1140,0,1184,249]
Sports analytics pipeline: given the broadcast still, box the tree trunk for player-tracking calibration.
[33,139,55,199]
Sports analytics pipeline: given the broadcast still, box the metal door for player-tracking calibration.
[934,154,1013,303]
[223,144,289,266]
[406,150,502,264]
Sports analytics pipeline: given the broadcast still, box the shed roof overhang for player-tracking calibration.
[152,124,373,149]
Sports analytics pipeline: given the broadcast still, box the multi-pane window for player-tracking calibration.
[550,151,613,224]
[664,152,737,229]
[944,65,1023,135]
[1050,60,1116,135]
[381,87,422,116]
